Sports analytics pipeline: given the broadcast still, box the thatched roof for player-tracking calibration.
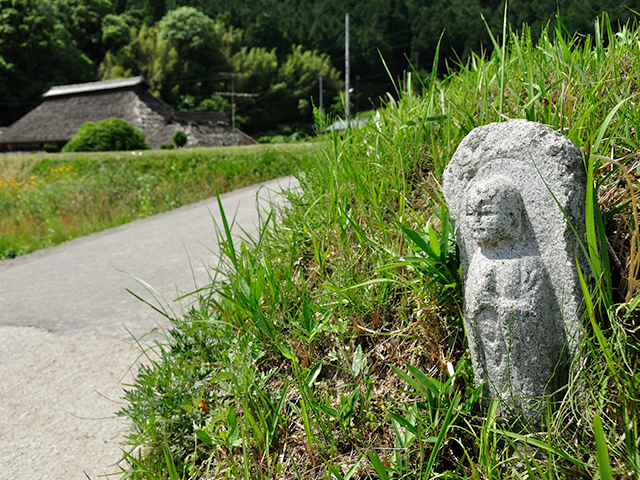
[0,77,257,151]
[0,88,168,146]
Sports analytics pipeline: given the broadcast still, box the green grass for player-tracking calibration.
[117,13,639,480]
[0,143,315,259]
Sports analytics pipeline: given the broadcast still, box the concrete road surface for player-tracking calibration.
[0,175,298,339]
[0,176,298,479]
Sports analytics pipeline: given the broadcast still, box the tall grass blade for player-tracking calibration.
[499,0,508,113]
[216,193,238,271]
[593,414,613,480]
[576,258,616,378]
[406,364,441,398]
[491,428,589,473]
[585,147,603,284]
[390,364,430,397]
[163,442,181,480]
[379,51,400,98]
[593,97,631,150]
[423,391,460,478]
[368,449,390,480]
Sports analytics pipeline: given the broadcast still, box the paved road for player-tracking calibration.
[0,176,299,479]
[0,176,298,339]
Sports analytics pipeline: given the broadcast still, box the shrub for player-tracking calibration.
[42,143,59,153]
[61,119,149,152]
[269,135,287,143]
[159,143,175,149]
[173,131,188,148]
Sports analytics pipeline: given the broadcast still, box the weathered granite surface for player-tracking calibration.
[443,119,587,423]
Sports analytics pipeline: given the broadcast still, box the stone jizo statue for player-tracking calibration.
[443,120,588,424]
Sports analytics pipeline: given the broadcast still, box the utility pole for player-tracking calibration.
[221,72,242,146]
[319,76,323,114]
[355,74,360,114]
[345,13,350,121]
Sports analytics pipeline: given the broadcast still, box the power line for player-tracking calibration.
[210,91,259,98]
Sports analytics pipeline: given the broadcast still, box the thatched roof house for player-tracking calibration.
[0,77,257,151]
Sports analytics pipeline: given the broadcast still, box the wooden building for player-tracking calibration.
[0,77,256,151]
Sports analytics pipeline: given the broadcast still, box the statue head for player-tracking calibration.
[465,175,525,250]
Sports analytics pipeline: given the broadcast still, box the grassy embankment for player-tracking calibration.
[118,15,638,480]
[0,143,315,259]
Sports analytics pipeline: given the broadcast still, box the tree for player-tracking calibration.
[196,95,231,115]
[227,46,279,128]
[62,118,149,152]
[99,24,178,98]
[142,0,165,25]
[90,0,640,136]
[101,7,229,106]
[159,7,227,101]
[54,0,114,65]
[159,6,220,61]
[277,45,343,122]
[112,0,125,13]
[225,44,343,130]
[215,20,244,60]
[405,0,489,75]
[0,0,93,126]
[232,46,279,93]
[102,13,131,52]
[243,8,289,54]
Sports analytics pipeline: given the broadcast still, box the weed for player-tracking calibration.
[0,144,314,260]
[117,13,639,480]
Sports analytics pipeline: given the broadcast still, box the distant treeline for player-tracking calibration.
[1,0,638,134]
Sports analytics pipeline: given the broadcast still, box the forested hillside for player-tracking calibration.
[1,0,638,135]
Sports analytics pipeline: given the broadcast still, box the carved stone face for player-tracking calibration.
[466,177,523,249]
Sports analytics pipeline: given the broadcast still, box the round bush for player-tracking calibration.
[172,131,188,148]
[62,119,150,152]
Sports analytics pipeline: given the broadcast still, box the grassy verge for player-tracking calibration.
[0,143,315,259]
[118,14,638,480]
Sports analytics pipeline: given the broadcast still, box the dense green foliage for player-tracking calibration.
[0,143,313,259]
[55,0,113,64]
[171,130,187,148]
[98,12,343,132]
[3,0,640,134]
[61,118,149,152]
[117,0,639,78]
[0,0,93,125]
[117,14,639,480]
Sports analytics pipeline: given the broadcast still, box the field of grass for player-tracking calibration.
[117,14,638,480]
[0,143,316,259]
